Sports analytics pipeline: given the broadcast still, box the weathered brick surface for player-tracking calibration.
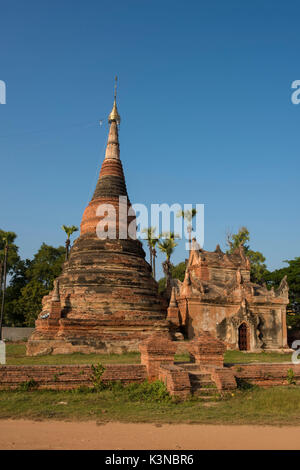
[188,330,226,367]
[49,301,61,320]
[175,341,190,355]
[228,363,300,387]
[208,367,237,390]
[0,364,147,390]
[1,359,299,393]
[167,306,181,326]
[159,364,191,398]
[140,333,177,381]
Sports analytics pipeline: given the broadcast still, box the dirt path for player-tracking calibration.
[0,420,300,449]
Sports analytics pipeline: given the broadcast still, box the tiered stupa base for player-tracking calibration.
[27,319,169,356]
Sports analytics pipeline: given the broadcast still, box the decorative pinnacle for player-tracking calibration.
[108,76,121,125]
[169,287,178,307]
[52,279,60,302]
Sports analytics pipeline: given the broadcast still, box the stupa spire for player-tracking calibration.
[104,120,120,161]
[105,77,121,161]
[90,79,127,201]
[108,76,121,125]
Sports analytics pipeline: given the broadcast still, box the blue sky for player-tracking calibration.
[0,0,299,278]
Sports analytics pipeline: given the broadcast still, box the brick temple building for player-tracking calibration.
[167,242,289,351]
[27,91,168,356]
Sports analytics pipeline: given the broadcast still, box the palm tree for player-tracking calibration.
[62,225,78,260]
[158,232,178,262]
[177,208,197,251]
[141,227,159,279]
[142,227,154,270]
[0,236,9,340]
[158,232,178,296]
[151,244,158,280]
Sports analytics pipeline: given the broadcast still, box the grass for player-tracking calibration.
[5,343,294,365]
[0,386,299,425]
[224,349,293,364]
[5,343,141,365]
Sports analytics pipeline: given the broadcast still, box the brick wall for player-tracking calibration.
[0,364,147,390]
[1,361,300,392]
[228,363,300,387]
[175,342,190,355]
[209,367,237,390]
[159,364,191,398]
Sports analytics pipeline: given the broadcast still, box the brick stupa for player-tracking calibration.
[27,90,168,356]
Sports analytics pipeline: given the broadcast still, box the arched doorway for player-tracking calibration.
[238,322,249,351]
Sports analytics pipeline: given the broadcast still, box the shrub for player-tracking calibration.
[122,380,171,403]
[287,368,296,385]
[236,377,257,390]
[91,363,106,390]
[17,379,38,391]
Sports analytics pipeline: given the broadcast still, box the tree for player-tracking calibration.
[3,243,65,327]
[3,259,31,326]
[152,245,158,281]
[226,226,268,284]
[25,243,65,290]
[141,227,159,279]
[177,208,197,251]
[0,231,21,338]
[171,261,186,282]
[157,232,179,296]
[0,236,8,338]
[265,257,300,327]
[158,261,186,295]
[0,230,20,281]
[17,281,50,327]
[62,225,78,260]
[158,232,178,262]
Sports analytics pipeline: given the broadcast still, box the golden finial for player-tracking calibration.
[108,76,121,125]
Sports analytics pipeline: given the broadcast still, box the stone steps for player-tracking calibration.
[191,387,219,398]
[189,372,212,381]
[188,370,218,399]
[179,363,201,371]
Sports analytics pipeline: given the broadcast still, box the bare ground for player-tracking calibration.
[0,420,300,450]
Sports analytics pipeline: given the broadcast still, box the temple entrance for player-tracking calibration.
[238,322,249,351]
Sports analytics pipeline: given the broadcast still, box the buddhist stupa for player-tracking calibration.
[27,82,168,355]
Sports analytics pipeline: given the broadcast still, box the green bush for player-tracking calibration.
[91,363,106,390]
[17,379,38,391]
[287,369,296,385]
[236,377,257,390]
[121,380,171,403]
[90,364,171,402]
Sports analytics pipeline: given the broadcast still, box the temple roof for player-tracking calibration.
[175,244,289,305]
